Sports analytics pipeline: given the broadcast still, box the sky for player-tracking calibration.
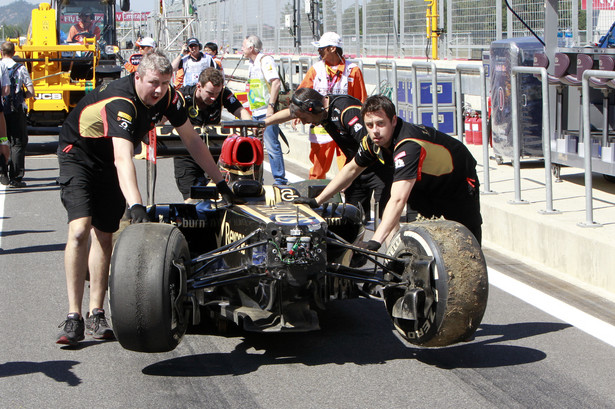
[0,0,158,13]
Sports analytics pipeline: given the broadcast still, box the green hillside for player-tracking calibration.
[0,0,37,38]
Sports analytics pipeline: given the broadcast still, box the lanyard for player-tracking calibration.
[326,64,343,93]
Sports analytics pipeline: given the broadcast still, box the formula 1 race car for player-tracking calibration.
[108,121,489,353]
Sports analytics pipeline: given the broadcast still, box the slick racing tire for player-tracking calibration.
[384,220,488,347]
[109,223,190,352]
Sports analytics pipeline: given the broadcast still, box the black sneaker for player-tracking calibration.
[9,179,26,188]
[0,173,8,186]
[56,313,85,345]
[85,308,114,340]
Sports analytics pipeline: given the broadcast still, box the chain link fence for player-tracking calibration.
[144,0,615,59]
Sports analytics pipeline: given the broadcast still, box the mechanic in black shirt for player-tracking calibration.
[175,67,252,202]
[297,95,482,250]
[55,51,240,346]
[266,87,391,222]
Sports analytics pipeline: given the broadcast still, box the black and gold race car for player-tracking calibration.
[108,121,488,353]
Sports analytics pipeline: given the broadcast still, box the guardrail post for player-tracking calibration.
[455,64,494,195]
[375,60,398,108]
[411,61,438,130]
[510,66,559,214]
[578,69,615,227]
[509,68,530,205]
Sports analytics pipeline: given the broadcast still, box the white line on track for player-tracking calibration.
[267,161,615,347]
[489,267,615,348]
[2,159,611,346]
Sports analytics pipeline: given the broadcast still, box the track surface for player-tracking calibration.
[1,140,614,408]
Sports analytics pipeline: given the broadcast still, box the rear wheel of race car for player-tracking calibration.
[384,220,488,347]
[109,223,190,352]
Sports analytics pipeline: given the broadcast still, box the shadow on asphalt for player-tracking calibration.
[0,360,81,386]
[142,299,569,377]
[0,229,54,237]
[0,243,65,254]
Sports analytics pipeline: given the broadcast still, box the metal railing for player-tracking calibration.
[510,66,558,214]
[220,52,609,227]
[455,64,492,195]
[579,69,615,227]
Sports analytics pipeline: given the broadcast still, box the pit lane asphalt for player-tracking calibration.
[1,137,614,408]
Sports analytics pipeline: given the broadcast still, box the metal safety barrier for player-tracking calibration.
[511,66,558,215]
[455,64,492,195]
[579,69,615,227]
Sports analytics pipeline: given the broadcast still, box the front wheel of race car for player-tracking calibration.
[109,223,190,352]
[384,220,488,347]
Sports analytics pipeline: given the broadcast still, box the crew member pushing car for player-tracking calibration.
[174,67,252,202]
[266,87,391,223]
[295,95,482,251]
[55,51,241,346]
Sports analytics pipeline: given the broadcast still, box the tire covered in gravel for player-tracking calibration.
[384,220,488,347]
[109,223,190,352]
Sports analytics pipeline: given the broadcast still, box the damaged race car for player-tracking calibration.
[109,120,489,353]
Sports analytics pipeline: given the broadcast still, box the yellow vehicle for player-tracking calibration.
[11,0,129,129]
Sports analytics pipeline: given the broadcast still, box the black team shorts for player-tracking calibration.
[57,151,126,233]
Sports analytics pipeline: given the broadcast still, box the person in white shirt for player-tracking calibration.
[1,41,34,188]
[0,62,10,185]
[241,34,287,185]
[171,37,216,87]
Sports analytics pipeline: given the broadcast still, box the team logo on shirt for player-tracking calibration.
[117,111,133,130]
[353,123,363,133]
[348,116,359,126]
[117,111,133,122]
[394,151,406,169]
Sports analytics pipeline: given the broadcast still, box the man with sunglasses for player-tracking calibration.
[172,37,216,87]
[124,37,156,74]
[67,8,100,44]
[174,67,252,202]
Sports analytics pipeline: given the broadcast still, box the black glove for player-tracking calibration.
[362,240,382,252]
[350,240,381,268]
[129,204,148,224]
[294,197,319,208]
[216,181,246,205]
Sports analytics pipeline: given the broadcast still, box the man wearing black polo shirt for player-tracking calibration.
[266,87,391,222]
[175,67,252,202]
[296,95,482,250]
[55,51,240,346]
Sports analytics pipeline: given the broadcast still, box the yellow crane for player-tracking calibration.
[10,0,128,130]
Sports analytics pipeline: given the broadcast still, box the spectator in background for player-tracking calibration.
[241,34,288,185]
[0,61,9,185]
[1,41,34,188]
[203,42,224,74]
[124,37,156,74]
[172,37,216,87]
[298,32,367,179]
[67,8,101,43]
